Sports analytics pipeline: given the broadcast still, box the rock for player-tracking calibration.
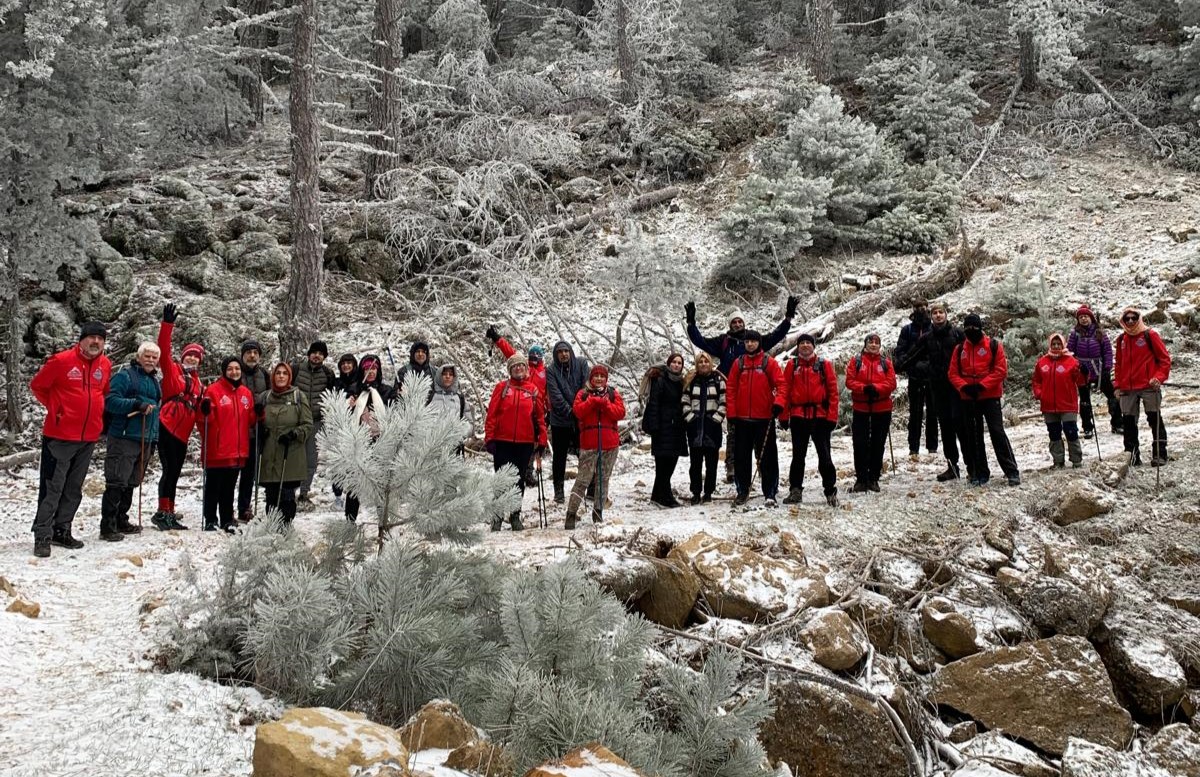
[958,731,1057,777]
[324,236,397,286]
[930,636,1133,755]
[154,176,205,201]
[633,556,700,629]
[799,608,867,671]
[579,549,658,603]
[524,743,646,777]
[224,231,288,281]
[26,300,75,358]
[771,532,809,566]
[1167,223,1198,243]
[983,520,1016,557]
[171,251,241,297]
[0,575,16,597]
[120,554,144,567]
[356,762,412,777]
[1167,300,1197,327]
[668,532,829,622]
[1097,630,1186,718]
[895,611,943,673]
[950,764,1016,777]
[845,590,895,653]
[760,678,909,777]
[946,721,977,744]
[397,699,479,752]
[6,599,40,618]
[871,552,927,604]
[555,176,605,204]
[71,239,134,323]
[223,213,272,240]
[921,597,980,659]
[1050,481,1114,525]
[443,740,514,777]
[1146,724,1200,776]
[1180,688,1200,722]
[157,200,218,257]
[1060,738,1171,777]
[251,707,411,777]
[1016,575,1109,637]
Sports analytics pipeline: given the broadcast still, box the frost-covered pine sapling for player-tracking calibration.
[318,374,521,545]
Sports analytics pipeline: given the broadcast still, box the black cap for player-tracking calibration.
[963,314,983,328]
[79,322,107,340]
[743,329,762,341]
[240,339,262,355]
[308,340,328,357]
[797,333,815,346]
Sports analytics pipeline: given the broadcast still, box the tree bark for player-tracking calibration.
[235,0,272,124]
[1018,29,1039,91]
[364,0,403,198]
[615,0,635,103]
[281,0,323,362]
[2,244,22,437]
[809,0,835,81]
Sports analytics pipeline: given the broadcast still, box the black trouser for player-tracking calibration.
[651,454,679,502]
[1120,390,1167,460]
[959,398,1019,480]
[907,379,938,454]
[1079,372,1120,433]
[101,436,155,533]
[203,467,240,528]
[789,417,837,495]
[930,381,961,466]
[550,424,575,492]
[851,410,891,484]
[263,481,300,523]
[733,419,778,498]
[494,441,534,525]
[157,429,188,508]
[345,494,360,521]
[689,447,719,498]
[34,438,95,540]
[236,431,261,515]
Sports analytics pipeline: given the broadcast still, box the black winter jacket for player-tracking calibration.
[894,316,933,380]
[927,323,964,388]
[642,371,688,457]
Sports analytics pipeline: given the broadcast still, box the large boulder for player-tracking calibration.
[171,251,242,297]
[1049,481,1114,526]
[524,743,646,777]
[929,636,1133,755]
[1060,738,1171,777]
[443,740,515,777]
[760,678,908,777]
[633,556,700,629]
[71,239,134,323]
[1096,629,1187,718]
[957,731,1057,777]
[26,300,75,357]
[251,707,411,777]
[871,552,927,604]
[155,199,218,257]
[1000,549,1112,637]
[799,608,867,671]
[920,597,980,659]
[397,699,479,752]
[579,549,658,603]
[845,590,895,653]
[1145,724,1200,777]
[668,532,829,622]
[223,231,288,281]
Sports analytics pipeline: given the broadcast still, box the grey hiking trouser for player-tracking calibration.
[101,436,154,533]
[567,448,618,521]
[33,438,96,540]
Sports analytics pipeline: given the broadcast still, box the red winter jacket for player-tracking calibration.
[949,336,1007,400]
[573,387,626,451]
[1032,354,1086,413]
[157,322,205,443]
[726,350,784,420]
[496,336,547,413]
[780,356,839,423]
[30,345,112,442]
[1114,329,1171,392]
[485,378,548,447]
[199,378,257,469]
[845,352,898,413]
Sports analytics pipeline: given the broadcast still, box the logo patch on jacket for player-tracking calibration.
[977,347,987,356]
[93,369,104,380]
[1056,365,1066,373]
[1136,337,1146,347]
[220,395,232,406]
[240,396,250,408]
[67,367,82,381]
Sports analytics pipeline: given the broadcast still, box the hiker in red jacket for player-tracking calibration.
[199,356,258,532]
[1032,333,1087,468]
[153,303,205,530]
[486,324,547,488]
[948,314,1020,486]
[1113,307,1171,466]
[29,322,112,557]
[484,353,548,531]
[780,333,839,507]
[566,364,625,529]
[726,330,785,507]
[845,333,897,493]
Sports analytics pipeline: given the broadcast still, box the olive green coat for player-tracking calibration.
[259,387,313,484]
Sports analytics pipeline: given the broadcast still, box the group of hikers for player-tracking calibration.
[29,294,1172,555]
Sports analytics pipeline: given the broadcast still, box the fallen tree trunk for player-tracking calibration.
[0,449,39,470]
[535,186,680,239]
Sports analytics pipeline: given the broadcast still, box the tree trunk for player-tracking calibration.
[1018,29,1039,91]
[281,0,323,362]
[235,0,272,124]
[615,0,635,103]
[2,244,22,437]
[364,0,403,199]
[809,0,835,81]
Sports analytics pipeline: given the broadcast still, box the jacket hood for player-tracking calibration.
[358,353,387,389]
[433,362,460,394]
[410,340,430,361]
[552,340,576,365]
[337,353,358,372]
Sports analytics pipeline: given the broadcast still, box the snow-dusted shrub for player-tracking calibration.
[634,118,720,179]
[856,55,986,163]
[428,0,492,54]
[869,162,962,253]
[656,58,731,100]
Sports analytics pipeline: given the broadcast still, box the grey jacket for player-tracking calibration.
[545,341,590,428]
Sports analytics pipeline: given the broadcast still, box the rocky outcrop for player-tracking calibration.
[920,597,980,659]
[1000,548,1113,637]
[760,678,908,777]
[929,636,1133,755]
[579,549,658,604]
[443,740,515,777]
[846,590,895,653]
[1145,724,1200,777]
[222,231,288,281]
[957,731,1057,777]
[1049,481,1114,526]
[251,707,411,777]
[1096,628,1187,718]
[69,239,133,323]
[524,743,646,777]
[799,608,867,671]
[397,699,479,752]
[633,556,700,629]
[1059,738,1171,777]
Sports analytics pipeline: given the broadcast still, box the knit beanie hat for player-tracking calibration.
[864,332,881,345]
[79,321,107,340]
[1076,305,1095,322]
[589,364,610,381]
[729,310,746,325]
[240,339,262,356]
[308,340,328,357]
[743,329,762,342]
[797,332,816,346]
[963,314,983,329]
[359,355,380,373]
[528,344,545,363]
[506,353,526,375]
[181,343,205,362]
[411,340,430,358]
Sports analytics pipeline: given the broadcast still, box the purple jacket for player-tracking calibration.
[1067,324,1113,381]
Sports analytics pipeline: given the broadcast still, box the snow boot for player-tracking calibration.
[733,492,748,506]
[553,484,565,504]
[116,520,142,535]
[33,538,50,558]
[764,496,778,508]
[868,481,881,493]
[689,493,702,505]
[936,463,960,482]
[99,530,125,542]
[51,529,85,549]
[825,489,839,508]
[167,513,189,530]
[783,487,803,505]
[701,493,713,504]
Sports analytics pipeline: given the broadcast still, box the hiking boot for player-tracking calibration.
[151,511,173,531]
[116,521,142,535]
[825,490,839,508]
[868,481,881,493]
[783,487,803,505]
[764,496,778,508]
[553,485,565,504]
[1128,450,1142,466]
[1151,455,1167,467]
[1083,429,1094,440]
[167,513,189,531]
[509,511,524,531]
[99,531,125,542]
[689,494,702,506]
[490,517,503,532]
[1110,425,1123,435]
[936,464,960,482]
[724,470,735,484]
[564,513,578,530]
[220,523,237,535]
[33,538,50,558]
[733,492,748,506]
[1007,476,1021,486]
[51,531,85,549]
[851,481,868,493]
[203,523,217,532]
[1072,461,1083,468]
[909,452,920,461]
[701,493,713,504]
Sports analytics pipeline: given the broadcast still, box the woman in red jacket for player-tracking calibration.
[152,304,205,531]
[485,353,549,531]
[566,364,625,529]
[1032,333,1087,468]
[198,356,257,532]
[780,333,840,507]
[844,333,897,493]
[1114,307,1171,466]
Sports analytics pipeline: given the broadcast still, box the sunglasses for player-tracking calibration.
[1122,315,1139,323]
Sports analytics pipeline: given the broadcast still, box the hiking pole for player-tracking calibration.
[595,420,605,523]
[137,417,147,528]
[886,420,896,473]
[536,455,547,529]
[1153,394,1162,491]
[201,412,209,524]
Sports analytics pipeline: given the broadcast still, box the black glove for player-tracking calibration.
[778,418,789,433]
[279,430,297,445]
[963,384,983,399]
[685,301,696,326]
[864,384,879,400]
[254,401,265,415]
[485,440,497,455]
[485,325,500,343]
[771,404,783,418]
[162,303,178,324]
[199,397,211,416]
[786,295,798,319]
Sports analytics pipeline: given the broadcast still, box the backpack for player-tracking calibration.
[956,337,1000,377]
[854,354,891,374]
[427,387,466,418]
[786,357,831,410]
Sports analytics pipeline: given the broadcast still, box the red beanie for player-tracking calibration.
[589,364,609,381]
[1076,305,1095,322]
[181,343,205,361]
